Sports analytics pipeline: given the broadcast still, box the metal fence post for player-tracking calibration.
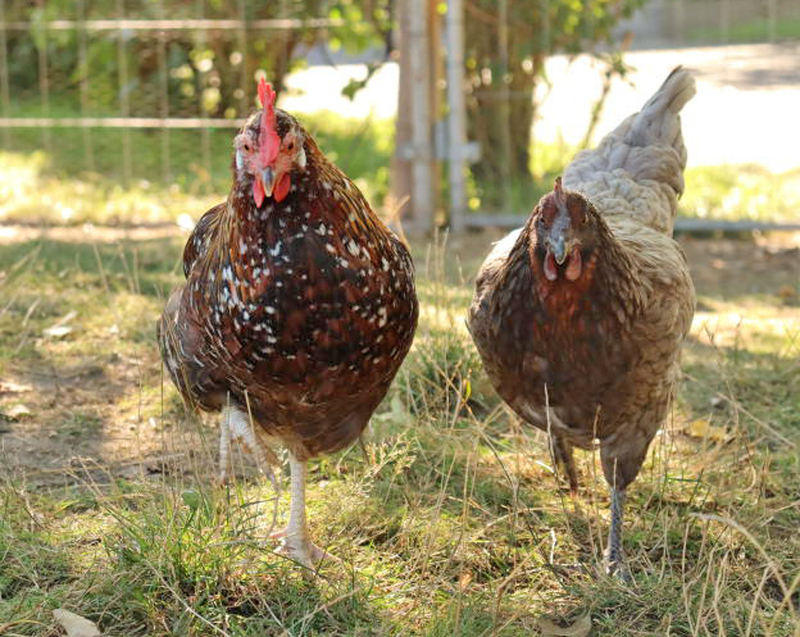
[116,0,132,186]
[445,0,467,233]
[77,0,95,172]
[767,0,777,42]
[157,0,171,183]
[408,0,433,234]
[237,0,249,113]
[196,0,212,193]
[36,0,52,155]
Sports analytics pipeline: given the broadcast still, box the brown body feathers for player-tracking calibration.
[159,109,418,461]
[468,67,697,497]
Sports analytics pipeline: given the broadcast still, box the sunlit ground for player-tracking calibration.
[3,144,800,228]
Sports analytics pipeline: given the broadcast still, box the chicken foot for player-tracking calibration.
[551,434,579,493]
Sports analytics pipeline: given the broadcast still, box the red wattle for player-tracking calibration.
[253,179,265,207]
[274,173,291,202]
[544,250,558,281]
[565,247,582,281]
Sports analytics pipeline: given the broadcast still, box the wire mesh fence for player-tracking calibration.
[0,0,344,200]
[1,0,799,229]
[633,0,800,46]
[454,0,800,227]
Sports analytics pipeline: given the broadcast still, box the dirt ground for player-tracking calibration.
[0,226,798,488]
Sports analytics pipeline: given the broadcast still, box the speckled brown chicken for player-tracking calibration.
[467,68,697,575]
[159,79,418,568]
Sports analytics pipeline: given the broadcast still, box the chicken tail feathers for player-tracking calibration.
[562,66,696,235]
[624,66,696,167]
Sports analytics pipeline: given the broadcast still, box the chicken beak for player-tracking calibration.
[260,167,276,198]
[549,235,568,265]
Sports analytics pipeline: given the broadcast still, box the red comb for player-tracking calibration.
[553,176,565,205]
[258,78,279,166]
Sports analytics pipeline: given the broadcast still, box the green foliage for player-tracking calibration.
[3,0,391,122]
[0,488,73,601]
[464,0,645,209]
[0,112,393,225]
[328,0,392,55]
[4,129,799,228]
[681,165,800,223]
[476,142,800,224]
[686,17,800,45]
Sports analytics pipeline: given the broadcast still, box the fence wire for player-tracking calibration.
[0,0,798,228]
[0,0,339,196]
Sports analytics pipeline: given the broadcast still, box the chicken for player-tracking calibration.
[467,67,696,575]
[159,78,418,568]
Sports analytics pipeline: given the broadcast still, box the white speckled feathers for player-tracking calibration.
[158,109,418,462]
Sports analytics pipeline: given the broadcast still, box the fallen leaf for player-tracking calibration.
[710,396,725,409]
[685,418,730,442]
[53,609,101,637]
[1,403,32,421]
[182,489,201,510]
[43,325,73,339]
[538,611,592,637]
[43,310,78,339]
[54,310,78,326]
[777,285,796,299]
[0,380,33,394]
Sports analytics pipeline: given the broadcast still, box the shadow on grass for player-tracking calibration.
[681,329,800,434]
[0,231,799,634]
[0,236,182,299]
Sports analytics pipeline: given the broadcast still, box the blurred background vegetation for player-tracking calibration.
[0,0,799,227]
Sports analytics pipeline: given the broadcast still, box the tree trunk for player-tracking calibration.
[467,69,536,212]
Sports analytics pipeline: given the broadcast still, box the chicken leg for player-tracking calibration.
[605,487,626,577]
[270,452,334,569]
[218,405,277,489]
[551,434,579,493]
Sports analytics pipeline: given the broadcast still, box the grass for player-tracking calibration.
[3,114,800,227]
[686,17,800,45]
[682,165,800,224]
[0,216,798,635]
[0,109,393,226]
[472,143,800,224]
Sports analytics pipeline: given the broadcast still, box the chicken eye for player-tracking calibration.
[243,142,251,152]
[287,141,295,151]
